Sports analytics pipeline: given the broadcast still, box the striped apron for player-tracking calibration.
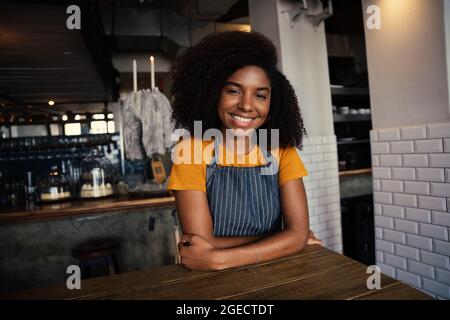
[206,143,281,237]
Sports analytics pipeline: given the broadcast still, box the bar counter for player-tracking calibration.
[0,195,175,223]
[9,245,431,300]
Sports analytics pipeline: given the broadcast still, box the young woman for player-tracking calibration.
[168,31,321,271]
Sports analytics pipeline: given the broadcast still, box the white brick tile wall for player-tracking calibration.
[430,182,450,197]
[416,168,445,182]
[433,239,450,256]
[378,128,400,141]
[404,181,430,195]
[382,205,404,218]
[376,239,395,253]
[419,223,449,241]
[394,218,419,234]
[422,278,450,298]
[405,208,432,223]
[417,196,447,211]
[384,253,407,269]
[402,154,428,167]
[381,180,403,193]
[435,268,450,285]
[427,123,450,139]
[391,141,415,154]
[384,229,406,244]
[406,234,433,251]
[378,263,395,278]
[408,260,435,279]
[393,193,417,207]
[420,251,450,270]
[429,154,450,168]
[379,154,402,167]
[372,124,450,297]
[396,269,422,288]
[392,167,415,180]
[395,243,420,260]
[400,125,427,140]
[415,139,443,153]
[431,211,450,227]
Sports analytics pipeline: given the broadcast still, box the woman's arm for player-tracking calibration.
[173,190,267,249]
[175,178,311,270]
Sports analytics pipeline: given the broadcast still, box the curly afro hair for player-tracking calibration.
[170,31,306,149]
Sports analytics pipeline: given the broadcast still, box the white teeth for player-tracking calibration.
[231,114,254,122]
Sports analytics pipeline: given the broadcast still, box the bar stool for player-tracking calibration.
[71,238,120,279]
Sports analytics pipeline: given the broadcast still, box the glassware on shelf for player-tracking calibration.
[79,148,115,199]
[37,165,73,203]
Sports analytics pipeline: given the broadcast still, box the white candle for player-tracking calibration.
[150,56,155,90]
[132,59,137,92]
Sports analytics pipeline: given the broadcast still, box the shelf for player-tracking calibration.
[339,168,372,177]
[333,114,371,123]
[337,139,370,145]
[331,86,369,96]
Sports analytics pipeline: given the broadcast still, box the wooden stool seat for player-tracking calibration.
[71,238,120,278]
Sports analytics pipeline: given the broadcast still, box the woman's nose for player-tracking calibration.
[238,93,253,112]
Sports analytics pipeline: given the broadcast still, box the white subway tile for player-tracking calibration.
[378,263,396,278]
[396,269,421,288]
[422,278,450,298]
[393,193,417,207]
[432,211,450,227]
[381,180,403,193]
[427,122,450,139]
[373,179,381,191]
[433,239,450,256]
[323,152,337,161]
[325,169,338,178]
[405,208,432,223]
[392,167,415,180]
[419,223,449,241]
[416,168,445,182]
[376,251,384,263]
[371,142,390,154]
[311,154,324,162]
[446,169,450,182]
[430,182,450,197]
[444,139,450,153]
[394,218,419,234]
[378,128,401,141]
[395,243,420,260]
[404,181,430,195]
[402,154,428,167]
[326,185,339,195]
[370,130,378,142]
[375,216,394,229]
[324,135,337,144]
[314,205,328,215]
[373,167,391,179]
[372,155,380,167]
[429,154,450,168]
[408,260,435,279]
[312,188,327,198]
[382,205,404,218]
[421,250,450,269]
[400,125,427,140]
[390,141,415,154]
[375,227,383,239]
[327,219,341,230]
[374,191,393,204]
[418,196,446,211]
[376,240,394,254]
[327,202,340,212]
[384,229,406,244]
[380,155,402,167]
[406,234,433,251]
[374,203,382,215]
[384,253,407,269]
[414,139,443,153]
[435,268,450,285]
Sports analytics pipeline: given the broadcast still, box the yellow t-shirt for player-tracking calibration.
[168,137,308,192]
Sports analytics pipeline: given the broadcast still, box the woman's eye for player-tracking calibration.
[256,94,267,100]
[227,89,240,95]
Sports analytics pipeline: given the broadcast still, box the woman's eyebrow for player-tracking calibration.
[225,81,271,92]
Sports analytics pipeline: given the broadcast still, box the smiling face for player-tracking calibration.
[217,65,271,135]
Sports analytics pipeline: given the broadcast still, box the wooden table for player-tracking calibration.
[10,245,431,300]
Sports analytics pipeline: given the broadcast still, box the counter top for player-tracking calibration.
[9,245,431,300]
[0,195,175,224]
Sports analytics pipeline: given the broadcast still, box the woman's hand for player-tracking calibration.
[306,230,322,246]
[178,234,227,271]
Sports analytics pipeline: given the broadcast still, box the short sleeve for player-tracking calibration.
[278,147,308,186]
[167,137,207,192]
